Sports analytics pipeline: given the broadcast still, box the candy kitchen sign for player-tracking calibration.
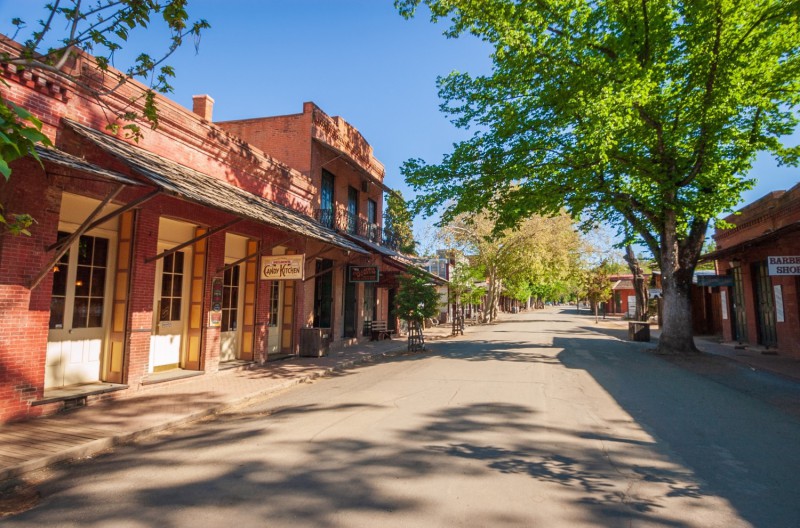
[260,254,305,280]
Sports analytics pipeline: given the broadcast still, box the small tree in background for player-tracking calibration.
[395,267,439,334]
[583,261,614,324]
[384,191,417,254]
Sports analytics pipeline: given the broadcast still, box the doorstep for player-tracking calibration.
[32,382,128,406]
[141,368,203,385]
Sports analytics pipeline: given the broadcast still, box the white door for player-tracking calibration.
[627,295,637,318]
[220,264,244,361]
[267,279,284,355]
[46,232,113,388]
[150,250,190,371]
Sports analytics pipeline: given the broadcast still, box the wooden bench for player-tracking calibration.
[370,320,394,341]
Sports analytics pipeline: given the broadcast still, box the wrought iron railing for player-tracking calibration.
[313,208,399,250]
[313,208,334,229]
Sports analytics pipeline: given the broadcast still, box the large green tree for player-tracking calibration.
[397,0,800,354]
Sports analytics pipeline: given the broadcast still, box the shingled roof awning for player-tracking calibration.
[35,145,143,187]
[63,119,367,255]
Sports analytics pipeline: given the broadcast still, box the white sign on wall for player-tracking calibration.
[768,256,800,276]
[774,285,785,323]
[720,290,728,320]
[260,254,305,280]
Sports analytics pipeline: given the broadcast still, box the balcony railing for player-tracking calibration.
[313,208,399,250]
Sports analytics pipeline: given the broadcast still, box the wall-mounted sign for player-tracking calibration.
[349,265,379,283]
[208,310,222,328]
[696,275,733,287]
[261,254,305,280]
[768,256,800,276]
[211,277,224,306]
[775,285,785,323]
[720,290,728,320]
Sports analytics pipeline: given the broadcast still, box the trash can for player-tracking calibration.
[299,327,330,357]
[628,321,651,342]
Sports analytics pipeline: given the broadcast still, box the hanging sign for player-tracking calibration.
[768,256,800,276]
[349,266,379,283]
[261,254,305,280]
[211,277,224,312]
[696,275,733,287]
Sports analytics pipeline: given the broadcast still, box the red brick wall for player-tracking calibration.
[714,185,800,357]
[0,159,61,422]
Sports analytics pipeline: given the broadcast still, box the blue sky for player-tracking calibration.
[1,0,798,245]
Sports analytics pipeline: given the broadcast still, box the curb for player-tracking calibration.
[0,341,413,483]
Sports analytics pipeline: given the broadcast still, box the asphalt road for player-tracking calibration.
[4,310,800,527]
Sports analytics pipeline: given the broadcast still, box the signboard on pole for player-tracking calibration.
[696,275,734,287]
[260,254,305,280]
[349,266,379,283]
[768,256,800,276]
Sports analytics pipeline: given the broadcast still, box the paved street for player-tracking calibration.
[4,309,800,527]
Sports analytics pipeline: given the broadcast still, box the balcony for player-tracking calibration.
[313,208,399,250]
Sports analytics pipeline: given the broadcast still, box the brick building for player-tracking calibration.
[707,183,800,357]
[0,36,415,423]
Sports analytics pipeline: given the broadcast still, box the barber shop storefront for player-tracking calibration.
[708,184,800,358]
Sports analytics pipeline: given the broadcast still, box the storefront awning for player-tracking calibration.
[701,221,800,262]
[64,119,367,255]
[612,279,634,290]
[35,145,143,187]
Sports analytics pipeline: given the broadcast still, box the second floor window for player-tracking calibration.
[320,170,334,228]
[347,186,358,234]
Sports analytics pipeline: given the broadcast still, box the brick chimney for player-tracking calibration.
[192,94,214,121]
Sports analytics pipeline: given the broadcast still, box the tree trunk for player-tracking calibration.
[624,245,649,321]
[657,227,701,355]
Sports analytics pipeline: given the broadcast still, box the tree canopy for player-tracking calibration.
[1,1,209,235]
[396,0,800,353]
[384,190,417,255]
[442,210,581,321]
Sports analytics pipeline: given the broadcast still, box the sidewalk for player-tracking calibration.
[592,315,800,383]
[0,324,456,483]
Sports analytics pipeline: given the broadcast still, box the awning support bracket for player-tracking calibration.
[29,184,125,290]
[215,235,299,275]
[47,188,160,252]
[145,218,242,264]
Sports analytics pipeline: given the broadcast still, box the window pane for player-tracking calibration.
[232,265,240,284]
[161,275,173,298]
[52,265,69,297]
[72,297,89,328]
[222,287,231,309]
[77,236,93,265]
[174,252,184,273]
[75,266,91,296]
[49,297,65,329]
[172,275,182,297]
[93,237,108,266]
[159,300,171,322]
[88,299,103,327]
[163,253,173,273]
[229,310,237,330]
[171,299,182,320]
[91,268,106,297]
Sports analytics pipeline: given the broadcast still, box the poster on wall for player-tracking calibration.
[260,254,305,280]
[720,290,728,320]
[209,277,223,327]
[774,285,785,323]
